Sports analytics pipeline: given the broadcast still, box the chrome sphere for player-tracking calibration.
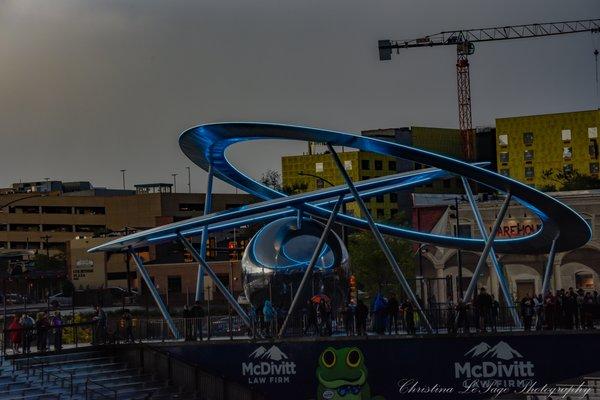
[242,217,349,310]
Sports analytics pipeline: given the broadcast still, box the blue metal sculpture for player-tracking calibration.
[90,122,591,337]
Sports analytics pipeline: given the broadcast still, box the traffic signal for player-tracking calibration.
[228,241,237,260]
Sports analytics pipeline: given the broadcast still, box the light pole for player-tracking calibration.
[120,169,126,190]
[446,197,464,300]
[297,171,347,245]
[172,173,178,193]
[186,167,191,193]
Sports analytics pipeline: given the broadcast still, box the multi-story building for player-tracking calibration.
[495,109,600,188]
[281,150,401,220]
[414,189,600,304]
[0,181,255,290]
[281,126,494,220]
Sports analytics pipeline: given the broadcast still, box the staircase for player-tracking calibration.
[1,349,196,399]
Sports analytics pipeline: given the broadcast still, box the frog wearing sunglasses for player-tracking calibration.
[316,347,384,400]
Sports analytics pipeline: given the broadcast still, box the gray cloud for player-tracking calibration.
[0,0,598,192]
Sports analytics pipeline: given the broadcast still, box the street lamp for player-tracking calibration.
[120,169,126,190]
[172,173,178,193]
[297,171,347,245]
[446,196,464,300]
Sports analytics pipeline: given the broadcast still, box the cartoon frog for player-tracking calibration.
[315,347,385,400]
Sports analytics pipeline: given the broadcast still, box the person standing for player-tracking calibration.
[344,301,356,336]
[475,287,492,332]
[122,309,135,343]
[35,312,50,352]
[20,313,34,354]
[92,305,107,345]
[51,312,63,351]
[402,299,415,335]
[355,300,368,336]
[520,295,534,331]
[8,314,22,355]
[190,301,204,340]
[533,294,544,330]
[387,294,399,335]
[263,300,276,338]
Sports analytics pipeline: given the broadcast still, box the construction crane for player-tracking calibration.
[379,18,600,160]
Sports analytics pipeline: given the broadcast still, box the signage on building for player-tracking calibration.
[72,259,94,280]
[490,220,541,238]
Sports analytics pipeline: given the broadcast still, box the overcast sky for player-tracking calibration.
[0,0,598,193]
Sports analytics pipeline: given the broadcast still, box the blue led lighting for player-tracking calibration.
[90,122,591,255]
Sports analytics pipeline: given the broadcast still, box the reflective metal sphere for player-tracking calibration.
[242,217,349,310]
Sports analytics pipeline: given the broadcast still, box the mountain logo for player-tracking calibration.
[249,345,289,361]
[464,341,523,360]
[243,345,296,384]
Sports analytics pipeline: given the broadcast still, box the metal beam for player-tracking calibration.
[178,232,251,327]
[130,250,180,339]
[278,195,345,337]
[196,165,214,301]
[326,143,433,333]
[461,177,521,326]
[541,234,560,295]
[461,192,512,304]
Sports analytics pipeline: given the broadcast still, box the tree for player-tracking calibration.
[282,182,308,195]
[347,228,414,299]
[540,168,600,191]
[260,169,282,191]
[33,253,66,270]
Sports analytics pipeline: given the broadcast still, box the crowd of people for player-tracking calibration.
[5,311,63,354]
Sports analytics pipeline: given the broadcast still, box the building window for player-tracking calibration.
[10,206,39,214]
[498,134,508,146]
[591,163,600,174]
[457,224,472,238]
[42,224,72,232]
[0,225,6,232]
[563,164,573,173]
[389,193,398,202]
[561,129,572,141]
[376,208,385,219]
[499,152,509,163]
[375,195,384,203]
[390,209,398,218]
[316,179,325,189]
[361,160,370,170]
[388,160,397,171]
[315,162,324,173]
[500,169,510,177]
[9,224,40,232]
[563,147,573,161]
[74,206,105,215]
[75,225,106,233]
[590,140,598,159]
[525,166,535,179]
[523,132,534,145]
[167,276,182,293]
[374,160,383,170]
[524,149,534,162]
[43,206,72,214]
[576,272,595,290]
[589,127,598,139]
[344,160,352,170]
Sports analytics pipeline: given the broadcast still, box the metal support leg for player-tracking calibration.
[196,165,214,302]
[461,192,512,305]
[130,251,180,339]
[461,177,521,327]
[541,234,559,295]
[278,195,345,337]
[178,232,251,328]
[296,209,303,230]
[326,143,433,333]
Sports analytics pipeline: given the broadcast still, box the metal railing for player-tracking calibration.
[84,378,118,400]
